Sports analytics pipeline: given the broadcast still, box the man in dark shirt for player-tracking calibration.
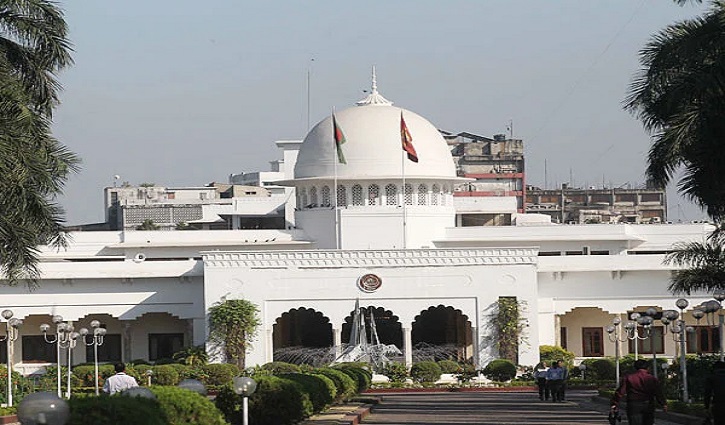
[611,359,667,425]
[704,361,725,425]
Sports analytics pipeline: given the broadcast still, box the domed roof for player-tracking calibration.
[293,75,457,181]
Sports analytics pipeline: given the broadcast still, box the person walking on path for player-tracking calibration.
[546,360,566,402]
[535,362,550,401]
[102,362,139,395]
[558,360,569,401]
[611,359,667,425]
[704,361,725,425]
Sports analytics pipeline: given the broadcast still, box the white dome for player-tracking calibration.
[294,104,457,180]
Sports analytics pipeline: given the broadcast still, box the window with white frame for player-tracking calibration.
[385,184,398,206]
[418,184,427,205]
[368,184,380,205]
[431,184,440,205]
[337,185,347,207]
[352,185,363,206]
[404,184,413,205]
[321,186,331,207]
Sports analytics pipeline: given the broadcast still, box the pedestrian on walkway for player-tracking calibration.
[534,362,549,400]
[558,360,569,401]
[546,360,566,402]
[102,362,139,395]
[704,360,725,425]
[610,359,667,425]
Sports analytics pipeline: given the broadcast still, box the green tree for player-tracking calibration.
[136,219,160,231]
[208,298,260,369]
[664,239,725,294]
[625,1,725,221]
[492,297,528,364]
[0,0,78,287]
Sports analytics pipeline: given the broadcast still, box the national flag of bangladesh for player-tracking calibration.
[332,113,347,164]
[400,112,418,163]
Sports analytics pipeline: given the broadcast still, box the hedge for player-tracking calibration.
[482,359,517,382]
[437,360,461,374]
[382,362,408,383]
[410,361,442,383]
[67,394,166,425]
[333,364,371,392]
[201,363,240,387]
[260,361,301,374]
[216,375,313,425]
[150,385,227,425]
[313,368,357,401]
[279,373,336,413]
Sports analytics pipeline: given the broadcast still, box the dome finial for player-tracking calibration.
[356,65,392,106]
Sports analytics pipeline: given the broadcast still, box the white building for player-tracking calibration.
[1,78,716,375]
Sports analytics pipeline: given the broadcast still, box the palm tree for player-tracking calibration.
[0,1,77,287]
[625,1,725,221]
[665,239,725,294]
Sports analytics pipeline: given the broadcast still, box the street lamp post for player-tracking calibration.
[701,290,725,362]
[606,316,626,384]
[40,316,79,399]
[0,310,22,407]
[660,299,696,403]
[627,312,653,361]
[79,320,106,396]
[233,377,257,425]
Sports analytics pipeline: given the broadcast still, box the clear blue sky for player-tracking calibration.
[53,0,709,225]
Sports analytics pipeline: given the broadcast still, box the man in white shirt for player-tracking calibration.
[102,363,139,395]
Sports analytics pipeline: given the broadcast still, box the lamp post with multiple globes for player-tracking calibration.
[699,289,725,362]
[0,310,22,407]
[79,320,106,396]
[40,316,80,399]
[659,298,698,402]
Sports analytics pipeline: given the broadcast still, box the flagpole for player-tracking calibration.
[333,108,339,250]
[401,128,407,250]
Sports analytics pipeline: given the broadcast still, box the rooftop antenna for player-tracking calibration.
[113,175,120,188]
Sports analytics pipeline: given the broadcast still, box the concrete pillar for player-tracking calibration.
[471,327,479,368]
[192,318,206,347]
[554,315,561,347]
[122,322,132,362]
[403,327,413,368]
[333,328,342,358]
[265,329,274,364]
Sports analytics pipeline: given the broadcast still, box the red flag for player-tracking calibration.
[400,112,418,163]
[332,113,347,164]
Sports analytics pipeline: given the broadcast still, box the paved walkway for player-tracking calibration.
[361,391,683,425]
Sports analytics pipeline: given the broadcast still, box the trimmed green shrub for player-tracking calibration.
[260,361,301,374]
[201,363,240,387]
[539,345,575,366]
[68,394,165,425]
[382,362,409,383]
[482,359,517,382]
[314,368,357,401]
[437,360,461,374]
[333,365,371,392]
[216,375,313,425]
[150,365,180,386]
[410,361,442,383]
[581,358,616,381]
[279,373,336,413]
[150,385,226,425]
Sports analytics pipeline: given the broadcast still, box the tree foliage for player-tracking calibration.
[208,298,260,369]
[0,0,78,287]
[492,297,528,364]
[664,239,725,294]
[625,1,725,220]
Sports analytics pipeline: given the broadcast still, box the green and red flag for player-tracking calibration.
[332,113,347,164]
[400,112,418,163]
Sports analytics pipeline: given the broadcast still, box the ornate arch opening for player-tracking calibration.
[342,306,402,348]
[412,305,473,362]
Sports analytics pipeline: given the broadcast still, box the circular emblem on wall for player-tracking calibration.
[358,274,382,293]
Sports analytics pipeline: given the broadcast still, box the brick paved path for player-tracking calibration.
[362,391,681,424]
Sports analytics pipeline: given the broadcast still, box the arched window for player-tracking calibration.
[368,184,380,206]
[441,185,447,206]
[300,188,308,208]
[337,184,347,207]
[310,187,318,207]
[322,186,331,207]
[418,184,427,205]
[404,184,413,205]
[431,184,440,206]
[352,185,363,206]
[385,184,398,206]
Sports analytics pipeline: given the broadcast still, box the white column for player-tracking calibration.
[403,327,413,368]
[192,318,206,347]
[554,315,561,347]
[471,327,479,368]
[122,322,132,362]
[333,328,342,358]
[264,329,274,364]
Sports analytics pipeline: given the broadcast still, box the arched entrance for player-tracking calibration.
[273,307,333,349]
[412,305,473,362]
[341,306,403,348]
